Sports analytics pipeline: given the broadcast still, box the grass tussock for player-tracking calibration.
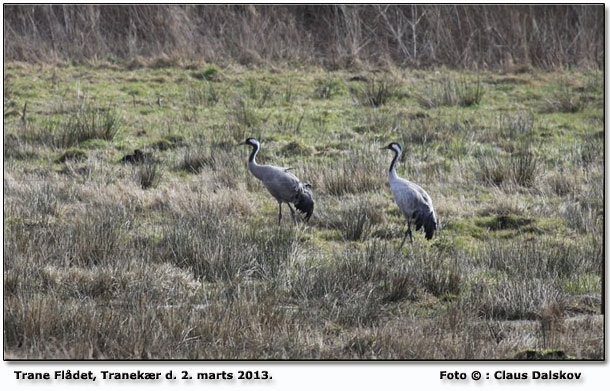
[137,161,163,189]
[542,80,588,113]
[312,150,384,196]
[416,78,485,108]
[350,78,399,107]
[476,149,539,188]
[37,105,121,148]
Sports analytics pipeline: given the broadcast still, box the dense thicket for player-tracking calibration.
[3,4,603,69]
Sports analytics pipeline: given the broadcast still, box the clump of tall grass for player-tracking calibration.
[156,210,299,282]
[186,82,221,106]
[245,77,273,107]
[137,161,162,189]
[353,108,406,135]
[497,112,535,138]
[312,151,383,196]
[7,205,136,268]
[476,155,510,187]
[4,133,38,160]
[471,277,564,320]
[476,149,538,188]
[37,105,120,148]
[289,242,417,326]
[542,80,587,113]
[511,150,538,187]
[417,78,484,108]
[559,201,602,235]
[229,96,259,128]
[316,197,383,241]
[191,64,220,81]
[177,148,216,174]
[350,78,398,107]
[273,108,306,134]
[314,78,341,99]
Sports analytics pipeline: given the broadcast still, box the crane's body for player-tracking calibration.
[241,138,314,223]
[383,142,437,246]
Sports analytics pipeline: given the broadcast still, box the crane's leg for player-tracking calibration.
[286,203,296,222]
[278,202,283,226]
[399,222,413,249]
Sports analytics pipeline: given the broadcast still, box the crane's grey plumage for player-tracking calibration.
[240,138,314,223]
[382,142,437,247]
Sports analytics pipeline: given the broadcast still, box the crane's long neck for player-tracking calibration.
[388,148,401,179]
[248,143,266,180]
[248,143,259,165]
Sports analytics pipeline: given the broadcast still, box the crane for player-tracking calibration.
[239,138,314,224]
[381,142,437,247]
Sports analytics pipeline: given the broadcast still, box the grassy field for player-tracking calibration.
[3,61,604,359]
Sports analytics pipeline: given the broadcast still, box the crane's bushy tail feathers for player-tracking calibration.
[414,210,437,240]
[294,183,314,222]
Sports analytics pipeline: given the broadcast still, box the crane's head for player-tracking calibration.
[238,137,260,148]
[381,142,402,154]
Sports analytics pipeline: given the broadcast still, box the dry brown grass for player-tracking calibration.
[4,5,603,69]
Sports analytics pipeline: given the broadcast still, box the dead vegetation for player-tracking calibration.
[4,5,603,69]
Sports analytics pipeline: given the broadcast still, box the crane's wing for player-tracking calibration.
[391,178,437,240]
[294,182,314,221]
[412,186,437,240]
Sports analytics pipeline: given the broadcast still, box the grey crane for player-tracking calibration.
[381,142,437,247]
[239,137,314,224]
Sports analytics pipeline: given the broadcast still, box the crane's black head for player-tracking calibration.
[381,142,402,154]
[239,137,260,148]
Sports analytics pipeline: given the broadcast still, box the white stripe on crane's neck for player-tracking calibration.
[388,144,402,179]
[248,141,260,164]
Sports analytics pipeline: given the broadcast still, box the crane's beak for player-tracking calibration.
[379,146,389,150]
[237,141,246,146]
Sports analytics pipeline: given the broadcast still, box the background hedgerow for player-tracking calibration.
[3,5,603,70]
